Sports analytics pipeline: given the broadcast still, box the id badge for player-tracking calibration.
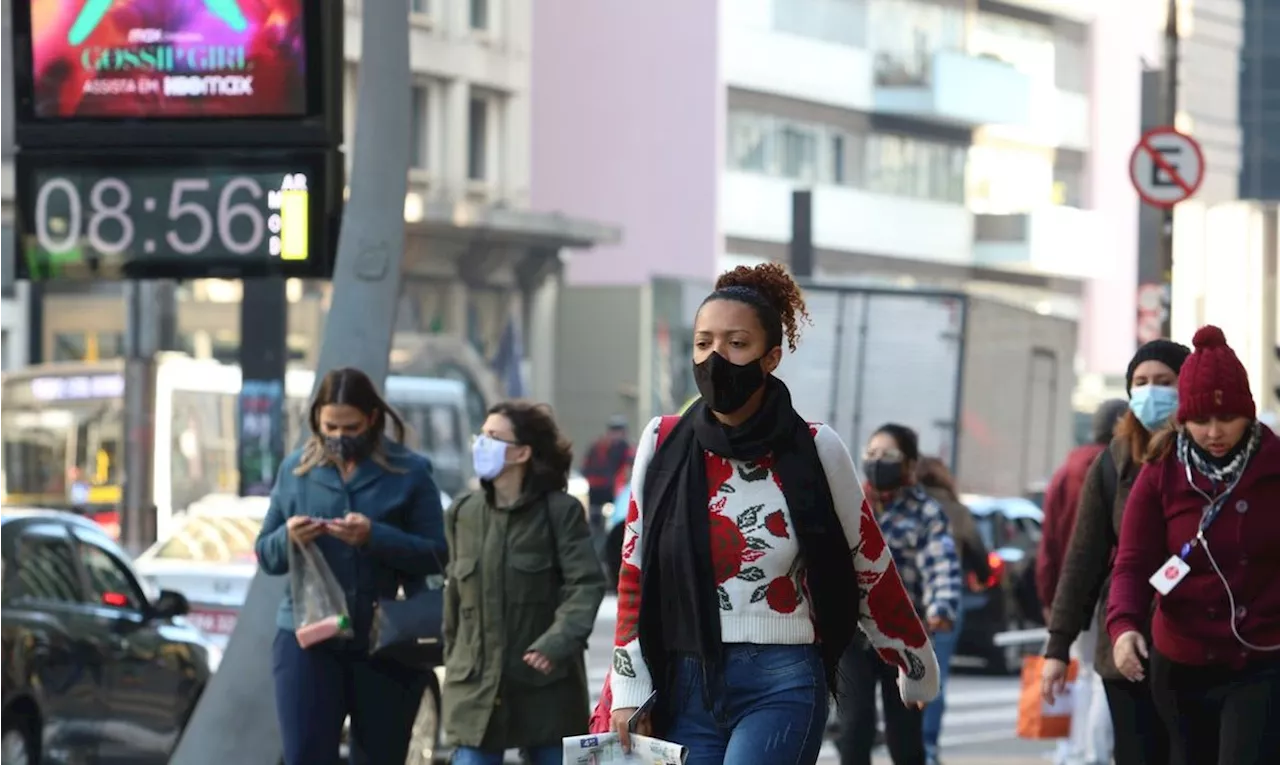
[1149,556,1191,595]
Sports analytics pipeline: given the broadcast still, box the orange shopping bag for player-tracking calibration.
[1015,655,1078,739]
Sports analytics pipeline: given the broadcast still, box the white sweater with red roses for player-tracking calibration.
[609,417,940,711]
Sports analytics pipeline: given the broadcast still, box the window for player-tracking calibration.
[774,0,867,48]
[170,390,240,513]
[470,0,489,30]
[1052,21,1089,94]
[779,125,819,181]
[53,332,87,362]
[728,113,772,172]
[1,224,13,299]
[870,0,967,86]
[12,531,82,603]
[1,331,9,371]
[467,97,489,182]
[410,0,429,13]
[78,540,142,610]
[1053,149,1087,208]
[866,133,967,204]
[726,111,863,187]
[410,85,429,169]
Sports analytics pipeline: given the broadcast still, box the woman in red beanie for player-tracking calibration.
[1107,325,1280,765]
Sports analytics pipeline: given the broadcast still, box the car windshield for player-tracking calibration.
[152,515,261,563]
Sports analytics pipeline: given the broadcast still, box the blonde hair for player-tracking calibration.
[294,367,408,476]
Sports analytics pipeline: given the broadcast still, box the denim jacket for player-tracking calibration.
[254,440,449,641]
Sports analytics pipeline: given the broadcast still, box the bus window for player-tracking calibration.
[170,390,239,511]
[2,409,73,502]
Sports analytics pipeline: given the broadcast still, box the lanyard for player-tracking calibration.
[1178,459,1244,560]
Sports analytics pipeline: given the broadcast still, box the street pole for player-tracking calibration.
[121,281,157,556]
[169,0,412,761]
[1158,0,1180,338]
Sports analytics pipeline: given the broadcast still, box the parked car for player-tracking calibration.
[1,508,220,765]
[132,492,451,765]
[955,494,1045,674]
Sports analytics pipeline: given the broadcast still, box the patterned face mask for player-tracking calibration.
[324,431,374,462]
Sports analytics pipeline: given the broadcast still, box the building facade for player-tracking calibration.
[1240,0,1277,198]
[534,0,1172,382]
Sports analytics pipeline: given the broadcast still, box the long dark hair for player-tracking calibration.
[916,456,959,502]
[294,367,407,475]
[487,401,574,496]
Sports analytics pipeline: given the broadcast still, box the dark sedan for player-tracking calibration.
[955,495,1045,674]
[1,509,219,764]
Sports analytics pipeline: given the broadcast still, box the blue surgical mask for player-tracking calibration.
[1129,385,1178,431]
[471,435,509,481]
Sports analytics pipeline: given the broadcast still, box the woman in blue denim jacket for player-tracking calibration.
[254,367,448,765]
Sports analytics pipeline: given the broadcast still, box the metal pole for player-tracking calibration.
[121,280,158,556]
[1158,0,1180,338]
[169,0,412,761]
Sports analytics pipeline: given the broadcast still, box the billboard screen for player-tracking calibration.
[25,0,308,119]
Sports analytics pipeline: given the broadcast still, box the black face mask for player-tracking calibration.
[693,351,766,415]
[324,432,374,462]
[865,459,906,492]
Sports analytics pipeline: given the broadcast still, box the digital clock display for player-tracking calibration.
[15,149,338,279]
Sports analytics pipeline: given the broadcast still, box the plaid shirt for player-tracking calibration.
[877,485,962,623]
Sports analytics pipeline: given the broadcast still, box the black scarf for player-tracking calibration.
[638,376,858,721]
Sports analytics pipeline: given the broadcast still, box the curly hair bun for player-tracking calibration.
[713,262,811,351]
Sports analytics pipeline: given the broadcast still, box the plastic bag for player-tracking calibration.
[288,540,354,648]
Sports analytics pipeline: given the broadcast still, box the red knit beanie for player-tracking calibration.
[1176,325,1256,422]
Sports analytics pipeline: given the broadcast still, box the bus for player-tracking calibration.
[1,356,473,541]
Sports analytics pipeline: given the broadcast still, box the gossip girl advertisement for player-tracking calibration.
[24,0,309,119]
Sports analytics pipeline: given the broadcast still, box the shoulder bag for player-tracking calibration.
[368,510,453,668]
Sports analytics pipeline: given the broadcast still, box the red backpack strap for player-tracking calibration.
[656,415,680,448]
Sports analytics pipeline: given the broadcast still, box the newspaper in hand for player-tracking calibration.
[562,732,688,765]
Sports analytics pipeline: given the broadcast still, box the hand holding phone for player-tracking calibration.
[286,516,325,545]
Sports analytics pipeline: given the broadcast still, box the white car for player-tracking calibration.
[133,491,453,764]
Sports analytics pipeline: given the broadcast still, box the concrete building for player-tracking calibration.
[533,0,1167,446]
[3,0,616,430]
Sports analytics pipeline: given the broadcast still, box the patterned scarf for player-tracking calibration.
[1176,420,1263,485]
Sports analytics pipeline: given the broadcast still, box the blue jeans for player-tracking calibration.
[452,745,561,765]
[271,630,428,765]
[664,644,828,765]
[922,608,964,759]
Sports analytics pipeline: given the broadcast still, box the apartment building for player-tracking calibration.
[534,0,1170,384]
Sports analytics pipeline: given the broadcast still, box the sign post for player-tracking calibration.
[1129,126,1204,342]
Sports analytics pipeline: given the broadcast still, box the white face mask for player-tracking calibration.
[472,435,509,481]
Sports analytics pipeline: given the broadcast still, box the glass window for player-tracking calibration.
[410,85,429,169]
[870,0,967,86]
[866,133,966,204]
[970,11,1055,85]
[53,333,87,362]
[831,134,847,185]
[467,97,488,181]
[779,125,818,181]
[2,408,72,500]
[727,113,772,173]
[470,0,489,30]
[411,0,429,13]
[12,532,82,603]
[78,540,143,610]
[774,0,867,48]
[171,390,239,512]
[151,515,261,564]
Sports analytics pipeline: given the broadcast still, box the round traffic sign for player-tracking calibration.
[1129,127,1205,209]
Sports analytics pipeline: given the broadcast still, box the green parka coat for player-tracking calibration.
[441,488,606,750]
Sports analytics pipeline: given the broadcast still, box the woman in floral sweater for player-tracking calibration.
[608,263,941,765]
